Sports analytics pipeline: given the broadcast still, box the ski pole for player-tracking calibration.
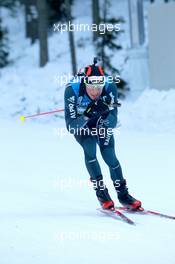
[19,102,121,121]
[20,108,64,121]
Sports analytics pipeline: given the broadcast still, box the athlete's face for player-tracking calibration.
[86,85,103,100]
[85,76,104,100]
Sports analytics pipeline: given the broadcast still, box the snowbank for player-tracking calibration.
[120,88,175,133]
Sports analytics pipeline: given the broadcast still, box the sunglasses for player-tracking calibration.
[84,76,105,89]
[85,83,104,90]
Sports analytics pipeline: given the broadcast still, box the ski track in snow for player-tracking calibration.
[1,0,175,263]
[0,120,175,264]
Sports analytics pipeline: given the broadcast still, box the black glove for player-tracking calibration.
[84,101,97,119]
[95,99,109,117]
[84,99,109,119]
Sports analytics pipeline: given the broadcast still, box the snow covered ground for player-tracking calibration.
[0,119,175,264]
[1,0,175,263]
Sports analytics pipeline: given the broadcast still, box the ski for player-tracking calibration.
[97,208,135,225]
[116,206,175,221]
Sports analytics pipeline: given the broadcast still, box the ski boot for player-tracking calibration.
[91,176,114,210]
[114,179,141,210]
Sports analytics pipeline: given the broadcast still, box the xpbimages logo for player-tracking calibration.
[53,21,120,34]
[53,72,121,86]
[53,125,121,139]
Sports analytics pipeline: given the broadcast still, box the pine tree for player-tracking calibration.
[37,0,49,67]
[95,0,128,97]
[0,0,18,68]
[92,0,100,41]
[47,0,66,27]
[0,15,9,68]
[0,0,16,9]
[24,0,38,43]
[65,0,77,75]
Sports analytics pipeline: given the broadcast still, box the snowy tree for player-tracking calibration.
[0,0,21,68]
[37,0,49,67]
[24,0,38,43]
[92,0,100,41]
[65,0,77,75]
[47,0,66,27]
[0,17,9,68]
[0,0,16,9]
[95,0,128,97]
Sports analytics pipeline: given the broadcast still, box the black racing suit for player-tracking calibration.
[64,81,124,186]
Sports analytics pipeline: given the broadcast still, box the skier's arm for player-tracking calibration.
[64,86,89,131]
[103,82,118,128]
